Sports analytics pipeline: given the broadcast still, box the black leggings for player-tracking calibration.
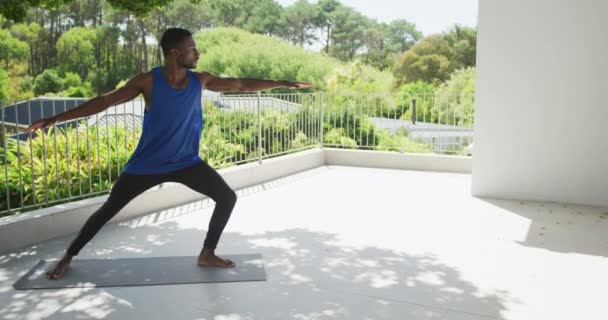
[66,160,237,256]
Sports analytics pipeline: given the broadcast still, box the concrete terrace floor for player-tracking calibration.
[0,165,607,320]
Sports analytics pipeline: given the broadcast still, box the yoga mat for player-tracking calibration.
[13,254,266,290]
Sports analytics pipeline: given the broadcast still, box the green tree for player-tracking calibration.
[360,20,388,70]
[55,26,97,79]
[58,70,95,97]
[433,66,476,126]
[62,71,82,88]
[9,22,46,76]
[392,25,476,88]
[315,0,341,54]
[279,0,319,46]
[326,60,393,95]
[66,0,103,27]
[164,0,214,31]
[0,0,70,22]
[89,25,137,93]
[208,0,248,27]
[244,0,283,36]
[8,76,35,101]
[194,27,333,92]
[330,6,368,61]
[0,69,9,101]
[33,68,63,95]
[60,84,94,97]
[443,24,477,69]
[0,29,29,69]
[392,34,453,87]
[105,0,172,17]
[386,19,422,54]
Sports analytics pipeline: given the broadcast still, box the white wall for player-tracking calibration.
[472,0,608,207]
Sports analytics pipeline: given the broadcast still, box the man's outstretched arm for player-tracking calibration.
[24,74,146,132]
[199,72,314,93]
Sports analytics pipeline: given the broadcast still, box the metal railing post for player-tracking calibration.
[257,92,262,164]
[411,98,417,125]
[1,104,10,214]
[320,92,324,148]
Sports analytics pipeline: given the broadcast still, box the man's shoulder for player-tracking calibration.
[128,71,154,90]
[196,71,217,86]
[138,71,154,82]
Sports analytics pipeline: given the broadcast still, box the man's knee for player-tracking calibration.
[219,188,237,206]
[226,189,237,204]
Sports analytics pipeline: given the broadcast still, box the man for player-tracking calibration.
[25,28,313,280]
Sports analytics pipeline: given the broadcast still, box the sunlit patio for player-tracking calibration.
[1,164,606,320]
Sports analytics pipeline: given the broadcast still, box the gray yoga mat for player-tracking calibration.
[13,254,266,290]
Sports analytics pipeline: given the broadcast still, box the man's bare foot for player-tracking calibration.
[45,255,73,280]
[197,248,236,268]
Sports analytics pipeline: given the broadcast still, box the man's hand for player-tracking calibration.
[283,81,314,89]
[25,118,56,132]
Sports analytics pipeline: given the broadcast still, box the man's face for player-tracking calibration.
[174,36,199,69]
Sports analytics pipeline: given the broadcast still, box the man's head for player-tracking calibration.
[160,28,199,69]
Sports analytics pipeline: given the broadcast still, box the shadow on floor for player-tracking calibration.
[0,207,509,319]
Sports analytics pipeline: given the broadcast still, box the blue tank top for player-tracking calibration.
[123,66,204,175]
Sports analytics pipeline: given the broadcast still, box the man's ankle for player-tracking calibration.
[201,247,215,255]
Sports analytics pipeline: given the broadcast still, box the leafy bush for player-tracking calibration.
[194,27,335,93]
[33,69,63,95]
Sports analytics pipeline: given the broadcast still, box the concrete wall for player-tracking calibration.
[472,0,608,206]
[325,149,471,173]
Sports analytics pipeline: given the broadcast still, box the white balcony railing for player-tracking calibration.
[0,92,474,216]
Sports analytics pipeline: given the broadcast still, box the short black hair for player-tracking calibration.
[160,28,193,57]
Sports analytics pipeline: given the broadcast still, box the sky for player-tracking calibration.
[276,0,479,36]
